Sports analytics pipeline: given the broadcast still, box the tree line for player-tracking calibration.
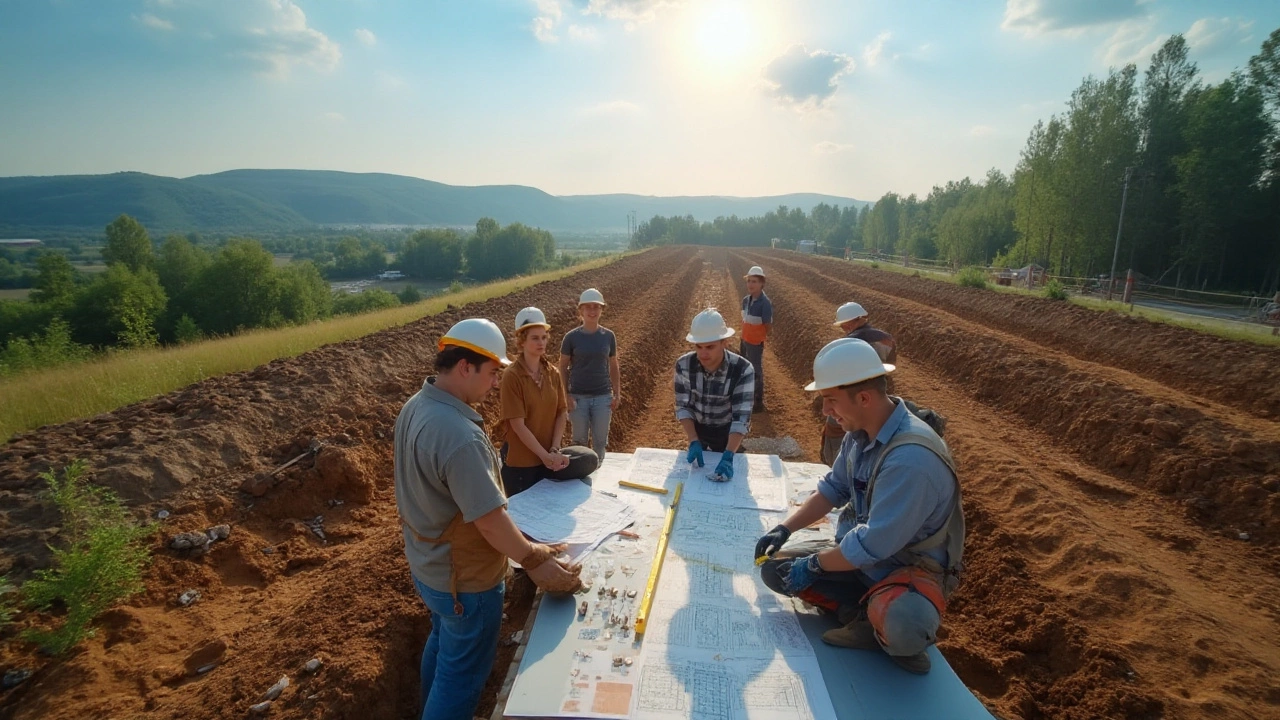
[0,215,564,374]
[632,29,1280,295]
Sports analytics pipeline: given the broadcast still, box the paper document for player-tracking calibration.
[507,479,638,546]
[685,452,789,511]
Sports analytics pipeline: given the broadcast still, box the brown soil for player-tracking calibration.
[2,246,1278,720]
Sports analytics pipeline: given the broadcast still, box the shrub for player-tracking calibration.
[0,318,92,377]
[956,267,988,289]
[397,285,423,304]
[20,461,153,654]
[870,262,880,269]
[333,288,401,316]
[0,576,15,627]
[448,280,465,294]
[173,314,203,344]
[1043,279,1068,301]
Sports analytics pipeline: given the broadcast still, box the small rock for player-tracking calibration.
[195,663,219,675]
[509,630,524,645]
[206,524,231,542]
[249,701,272,714]
[241,474,275,497]
[1152,421,1182,443]
[328,499,344,508]
[1237,532,1251,541]
[304,658,322,674]
[262,546,276,555]
[178,589,202,607]
[264,675,289,701]
[169,531,212,555]
[156,510,170,520]
[182,638,228,676]
[2,669,32,690]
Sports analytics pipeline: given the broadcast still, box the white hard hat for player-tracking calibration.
[833,302,868,326]
[514,307,551,332]
[686,308,735,344]
[745,265,766,278]
[578,288,606,306]
[804,338,894,391]
[439,318,512,366]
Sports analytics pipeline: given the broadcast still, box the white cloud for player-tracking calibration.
[1100,19,1166,66]
[762,45,854,110]
[863,32,891,67]
[581,100,640,116]
[814,141,854,155]
[135,13,175,31]
[1185,17,1254,55]
[969,125,995,137]
[322,111,346,122]
[583,0,683,26]
[354,28,377,47]
[138,0,341,78]
[532,0,564,43]
[1002,0,1148,37]
[568,24,598,42]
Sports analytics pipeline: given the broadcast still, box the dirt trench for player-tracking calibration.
[2,246,1278,720]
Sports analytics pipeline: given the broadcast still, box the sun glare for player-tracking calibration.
[694,3,754,67]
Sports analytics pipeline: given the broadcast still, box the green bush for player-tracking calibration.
[869,262,880,269]
[333,288,401,316]
[448,280,465,294]
[20,461,153,655]
[173,314,203,344]
[0,576,15,627]
[956,267,988,289]
[0,318,93,377]
[1043,279,1068,301]
[396,285,423,304]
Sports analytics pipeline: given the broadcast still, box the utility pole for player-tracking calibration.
[1107,166,1134,302]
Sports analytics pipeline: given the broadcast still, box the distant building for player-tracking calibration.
[0,239,42,248]
[377,270,405,280]
[795,240,816,254]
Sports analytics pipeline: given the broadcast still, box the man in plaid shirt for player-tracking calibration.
[674,309,756,481]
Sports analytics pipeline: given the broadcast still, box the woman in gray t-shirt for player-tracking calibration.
[557,288,620,460]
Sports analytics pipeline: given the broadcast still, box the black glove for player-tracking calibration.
[754,524,791,560]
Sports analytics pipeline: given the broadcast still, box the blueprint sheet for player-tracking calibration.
[504,450,995,720]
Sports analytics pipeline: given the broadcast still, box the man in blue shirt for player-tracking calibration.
[755,338,964,675]
[820,302,898,465]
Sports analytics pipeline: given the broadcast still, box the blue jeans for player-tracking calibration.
[568,393,613,460]
[414,576,505,720]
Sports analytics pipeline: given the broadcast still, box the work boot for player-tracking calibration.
[822,621,932,675]
[821,619,879,650]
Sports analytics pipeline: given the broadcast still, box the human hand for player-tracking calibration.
[567,396,577,411]
[713,450,735,480]
[685,440,704,467]
[611,394,621,410]
[526,552,583,595]
[783,554,824,593]
[543,452,570,471]
[754,524,792,560]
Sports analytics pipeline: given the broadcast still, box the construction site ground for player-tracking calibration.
[1,247,1278,720]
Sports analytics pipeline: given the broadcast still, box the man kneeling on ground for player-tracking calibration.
[756,338,964,675]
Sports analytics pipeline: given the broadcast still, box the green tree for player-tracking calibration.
[101,215,153,272]
[276,261,333,324]
[70,266,167,348]
[190,240,281,334]
[400,229,463,279]
[29,252,79,308]
[333,288,400,315]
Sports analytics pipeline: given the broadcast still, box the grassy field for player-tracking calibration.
[0,288,31,301]
[0,254,630,440]
[849,258,1280,348]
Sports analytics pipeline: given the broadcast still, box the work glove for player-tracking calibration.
[712,450,735,480]
[783,554,825,594]
[686,440,704,467]
[754,524,792,561]
[521,543,583,595]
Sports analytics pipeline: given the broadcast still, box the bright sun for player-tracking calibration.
[694,3,755,67]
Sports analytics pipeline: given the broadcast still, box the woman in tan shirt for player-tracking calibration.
[498,306,599,495]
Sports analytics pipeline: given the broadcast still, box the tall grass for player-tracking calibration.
[0,255,627,439]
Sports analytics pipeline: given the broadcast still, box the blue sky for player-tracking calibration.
[1,1,1276,201]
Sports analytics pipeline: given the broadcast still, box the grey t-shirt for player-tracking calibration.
[560,326,617,397]
[394,378,507,593]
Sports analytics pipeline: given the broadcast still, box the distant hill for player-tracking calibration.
[0,169,867,234]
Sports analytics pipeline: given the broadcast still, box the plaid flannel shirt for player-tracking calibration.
[673,350,755,436]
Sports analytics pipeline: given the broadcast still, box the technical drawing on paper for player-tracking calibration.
[635,659,830,720]
[642,599,811,658]
[684,452,788,511]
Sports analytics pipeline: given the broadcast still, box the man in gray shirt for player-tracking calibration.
[395,317,582,720]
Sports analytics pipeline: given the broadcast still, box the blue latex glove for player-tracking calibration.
[686,440,704,467]
[783,554,825,594]
[713,450,735,480]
